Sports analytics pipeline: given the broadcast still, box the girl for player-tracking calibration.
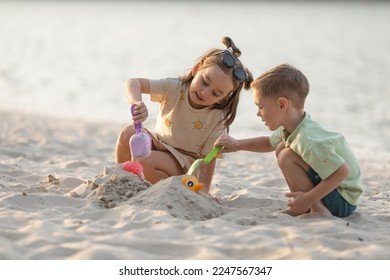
[115,36,253,193]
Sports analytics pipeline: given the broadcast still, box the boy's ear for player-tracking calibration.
[277,97,289,111]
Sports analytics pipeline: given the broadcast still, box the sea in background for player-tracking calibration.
[1,0,390,152]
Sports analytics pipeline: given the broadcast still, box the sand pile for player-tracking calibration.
[129,176,229,221]
[65,165,228,221]
[65,164,151,208]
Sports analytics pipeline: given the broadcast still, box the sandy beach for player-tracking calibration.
[1,109,390,260]
[1,0,390,263]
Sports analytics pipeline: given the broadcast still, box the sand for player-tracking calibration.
[1,110,389,260]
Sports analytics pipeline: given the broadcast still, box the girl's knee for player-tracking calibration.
[115,125,135,163]
[118,125,135,144]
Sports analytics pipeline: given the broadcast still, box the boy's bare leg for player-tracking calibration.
[305,201,332,217]
[277,147,331,216]
[274,142,286,158]
[277,147,312,193]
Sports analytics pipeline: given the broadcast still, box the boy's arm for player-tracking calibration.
[286,163,350,213]
[215,135,274,153]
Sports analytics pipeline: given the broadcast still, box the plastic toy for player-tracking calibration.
[122,161,145,181]
[129,104,152,161]
[181,175,203,192]
[187,146,222,177]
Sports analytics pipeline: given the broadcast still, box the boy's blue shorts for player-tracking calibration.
[307,167,356,217]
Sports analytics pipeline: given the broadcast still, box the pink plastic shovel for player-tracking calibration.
[129,104,152,161]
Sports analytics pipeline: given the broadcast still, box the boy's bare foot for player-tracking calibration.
[301,209,333,218]
[281,203,332,218]
[306,203,333,218]
[280,208,304,217]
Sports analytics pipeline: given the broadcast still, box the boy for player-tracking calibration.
[215,64,363,217]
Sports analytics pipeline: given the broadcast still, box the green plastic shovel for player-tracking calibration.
[187,146,223,177]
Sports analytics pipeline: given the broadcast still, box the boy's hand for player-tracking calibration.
[285,191,311,214]
[215,135,239,153]
[132,101,148,124]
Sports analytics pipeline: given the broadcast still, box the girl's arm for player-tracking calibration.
[215,135,274,153]
[124,78,150,123]
[124,78,150,102]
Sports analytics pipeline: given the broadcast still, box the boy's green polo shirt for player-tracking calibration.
[269,113,363,206]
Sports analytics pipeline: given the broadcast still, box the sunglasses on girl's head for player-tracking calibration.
[220,51,248,84]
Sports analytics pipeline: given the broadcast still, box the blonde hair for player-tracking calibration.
[181,36,253,129]
[251,64,309,109]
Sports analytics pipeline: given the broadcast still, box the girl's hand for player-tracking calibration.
[132,101,148,124]
[285,191,311,214]
[215,135,239,153]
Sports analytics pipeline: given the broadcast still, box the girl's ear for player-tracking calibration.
[277,97,289,111]
[191,62,202,76]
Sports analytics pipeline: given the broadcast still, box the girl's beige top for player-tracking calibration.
[148,77,225,170]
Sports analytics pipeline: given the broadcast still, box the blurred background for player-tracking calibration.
[1,0,389,151]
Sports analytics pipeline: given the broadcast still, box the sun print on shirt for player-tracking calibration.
[192,118,206,132]
[165,118,172,128]
[179,90,185,102]
[196,141,206,155]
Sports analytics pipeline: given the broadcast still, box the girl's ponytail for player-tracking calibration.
[221,36,241,57]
